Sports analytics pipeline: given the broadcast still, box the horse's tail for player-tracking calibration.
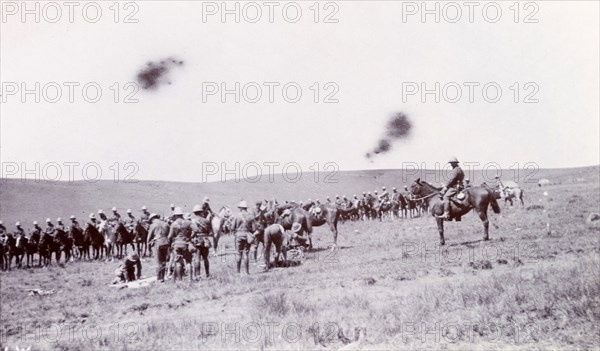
[488,189,501,214]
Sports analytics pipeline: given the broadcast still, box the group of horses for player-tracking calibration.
[0,218,150,271]
[335,192,428,222]
[1,178,514,272]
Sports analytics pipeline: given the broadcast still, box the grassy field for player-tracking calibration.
[0,166,599,350]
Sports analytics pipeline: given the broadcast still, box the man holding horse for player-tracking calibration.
[440,156,465,220]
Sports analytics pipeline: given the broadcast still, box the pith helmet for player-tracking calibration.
[192,204,203,212]
[238,201,248,208]
[448,156,459,163]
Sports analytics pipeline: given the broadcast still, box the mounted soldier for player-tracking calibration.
[29,221,42,267]
[334,195,343,206]
[379,187,390,202]
[110,207,122,226]
[40,218,56,266]
[440,156,465,220]
[201,197,214,220]
[54,218,68,263]
[70,215,86,260]
[124,209,137,234]
[140,206,151,230]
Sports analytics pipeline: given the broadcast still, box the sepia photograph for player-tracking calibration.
[1,1,599,350]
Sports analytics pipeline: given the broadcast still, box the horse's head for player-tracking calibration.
[409,178,423,197]
[217,206,232,218]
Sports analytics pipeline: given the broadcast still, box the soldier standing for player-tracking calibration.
[147,213,170,282]
[228,201,254,275]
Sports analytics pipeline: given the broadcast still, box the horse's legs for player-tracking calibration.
[55,248,61,265]
[477,210,490,241]
[436,217,445,245]
[520,191,525,207]
[330,220,338,250]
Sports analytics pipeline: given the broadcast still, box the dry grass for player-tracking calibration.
[1,167,599,350]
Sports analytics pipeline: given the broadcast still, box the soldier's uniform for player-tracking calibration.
[229,201,254,274]
[140,208,151,230]
[124,214,137,233]
[109,210,122,231]
[201,198,214,219]
[353,195,360,208]
[168,213,193,264]
[441,157,465,219]
[148,215,170,281]
[113,252,142,283]
[55,219,67,257]
[29,224,42,265]
[70,219,84,249]
[379,188,390,203]
[190,210,213,278]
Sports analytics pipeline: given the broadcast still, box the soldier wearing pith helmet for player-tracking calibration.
[440,156,464,220]
[228,200,254,274]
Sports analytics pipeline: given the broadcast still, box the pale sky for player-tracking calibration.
[1,1,599,182]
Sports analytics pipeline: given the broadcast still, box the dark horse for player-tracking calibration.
[115,222,134,259]
[86,225,104,260]
[409,178,500,245]
[134,222,149,257]
[7,234,26,270]
[278,203,353,250]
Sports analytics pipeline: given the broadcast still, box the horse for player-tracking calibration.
[279,203,351,250]
[86,224,104,260]
[51,227,68,264]
[6,234,26,270]
[115,222,134,259]
[211,206,233,256]
[26,232,40,267]
[134,221,149,257]
[373,199,394,221]
[391,192,408,219]
[38,232,53,266]
[99,220,117,260]
[262,223,289,270]
[71,223,89,260]
[409,178,500,245]
[61,230,74,263]
[404,193,418,218]
[497,180,525,207]
[357,198,374,221]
